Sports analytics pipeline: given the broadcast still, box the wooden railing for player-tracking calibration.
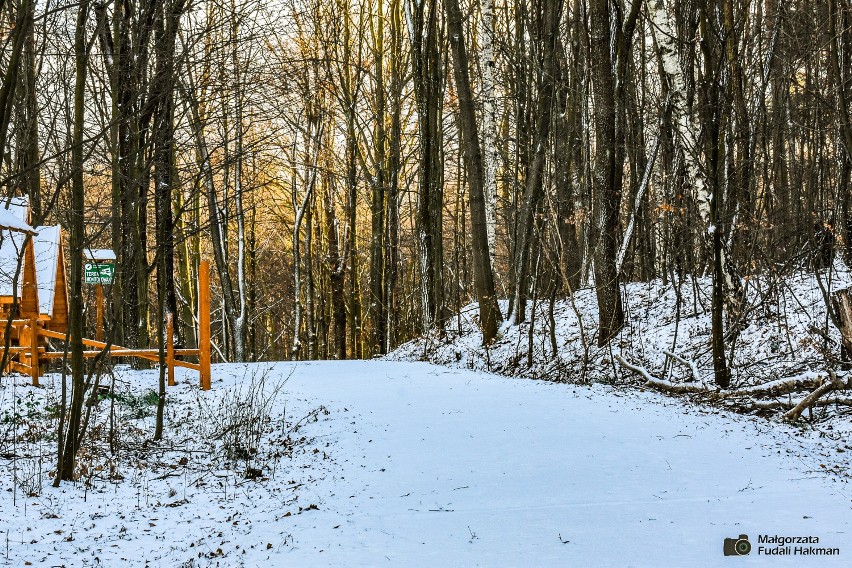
[2,260,212,390]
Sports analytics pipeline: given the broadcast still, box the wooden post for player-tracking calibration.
[29,318,39,387]
[95,283,104,342]
[166,312,175,387]
[199,260,211,390]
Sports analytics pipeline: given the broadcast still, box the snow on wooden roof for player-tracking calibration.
[34,225,62,317]
[84,248,116,261]
[0,196,36,235]
[0,230,28,298]
[0,224,63,317]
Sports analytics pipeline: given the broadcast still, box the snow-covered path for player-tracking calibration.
[3,360,850,567]
[277,361,850,567]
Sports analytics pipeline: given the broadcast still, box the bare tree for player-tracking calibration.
[445,0,502,342]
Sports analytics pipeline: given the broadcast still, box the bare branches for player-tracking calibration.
[784,370,847,422]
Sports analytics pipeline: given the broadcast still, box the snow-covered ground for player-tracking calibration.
[1,361,850,566]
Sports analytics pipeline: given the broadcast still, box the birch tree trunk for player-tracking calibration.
[647,0,739,387]
[480,0,498,262]
[231,0,248,362]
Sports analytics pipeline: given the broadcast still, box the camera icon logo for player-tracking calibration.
[723,534,752,556]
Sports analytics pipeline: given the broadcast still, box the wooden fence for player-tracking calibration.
[3,260,212,390]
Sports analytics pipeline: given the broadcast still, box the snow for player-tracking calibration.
[0,232,28,298]
[389,263,852,393]
[84,249,116,261]
[33,225,62,317]
[0,224,62,317]
[1,361,850,566]
[0,211,35,235]
[0,197,35,235]
[0,197,37,298]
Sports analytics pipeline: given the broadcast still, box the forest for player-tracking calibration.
[1,0,852,383]
[2,1,852,562]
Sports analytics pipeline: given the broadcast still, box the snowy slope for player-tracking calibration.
[1,361,850,566]
[388,265,852,422]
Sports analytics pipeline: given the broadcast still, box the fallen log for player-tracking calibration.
[784,369,846,422]
[616,355,852,415]
[734,372,825,398]
[615,355,712,394]
[728,395,852,413]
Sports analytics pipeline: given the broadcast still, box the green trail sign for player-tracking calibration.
[84,262,114,285]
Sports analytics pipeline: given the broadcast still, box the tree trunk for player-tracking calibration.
[292,119,323,359]
[345,116,362,358]
[184,77,239,361]
[386,0,403,352]
[369,0,387,355]
[589,0,624,345]
[231,2,248,362]
[152,0,185,440]
[445,0,503,343]
[832,287,852,361]
[408,0,444,333]
[325,173,347,359]
[14,0,40,219]
[480,0,498,262]
[0,0,32,161]
[511,0,563,324]
[59,0,91,482]
[553,25,583,292]
[305,194,317,359]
